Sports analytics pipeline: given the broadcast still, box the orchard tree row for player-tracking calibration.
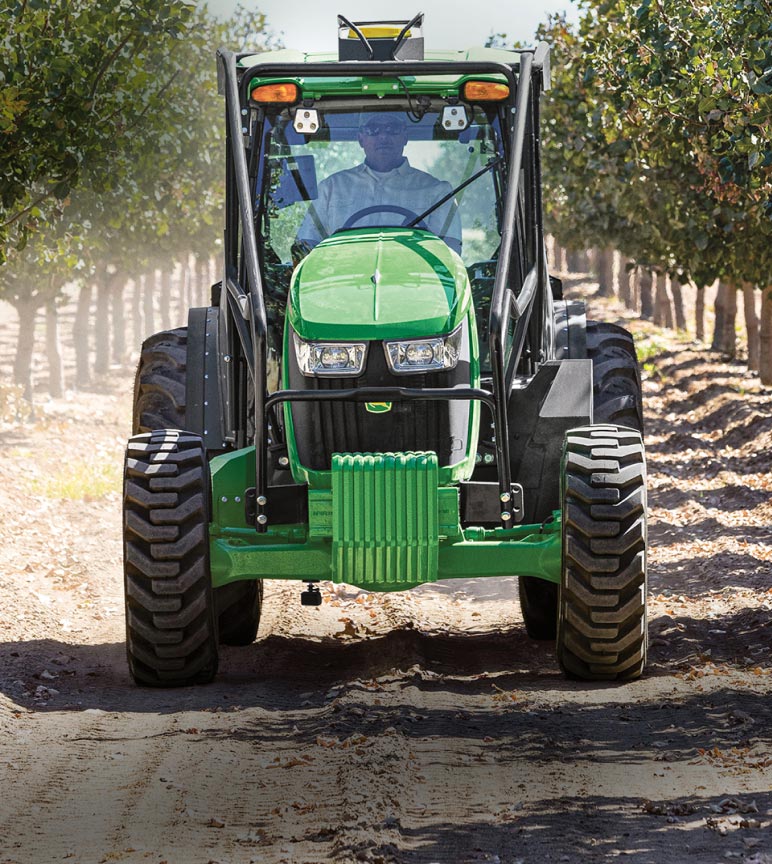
[11,257,217,404]
[0,0,272,400]
[537,0,772,383]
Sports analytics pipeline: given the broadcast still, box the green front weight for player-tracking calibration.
[208,446,562,590]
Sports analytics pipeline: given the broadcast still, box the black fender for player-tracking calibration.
[186,307,226,451]
[508,358,593,524]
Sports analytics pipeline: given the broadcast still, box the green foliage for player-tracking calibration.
[0,1,276,307]
[0,0,194,258]
[537,2,772,288]
[634,335,667,364]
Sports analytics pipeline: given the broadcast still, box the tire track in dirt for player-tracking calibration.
[0,712,174,863]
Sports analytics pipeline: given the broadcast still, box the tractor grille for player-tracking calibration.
[315,378,448,464]
[288,341,469,472]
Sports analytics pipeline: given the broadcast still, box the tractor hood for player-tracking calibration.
[287,227,471,341]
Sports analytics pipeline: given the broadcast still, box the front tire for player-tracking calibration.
[133,329,188,434]
[131,326,263,647]
[556,425,648,680]
[123,431,219,686]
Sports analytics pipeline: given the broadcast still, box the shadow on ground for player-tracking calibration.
[2,602,770,715]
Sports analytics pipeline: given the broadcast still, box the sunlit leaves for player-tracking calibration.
[537,0,772,286]
[0,1,275,300]
[0,0,195,258]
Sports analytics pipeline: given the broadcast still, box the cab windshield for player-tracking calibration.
[255,104,507,268]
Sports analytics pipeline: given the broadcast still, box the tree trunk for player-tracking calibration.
[94,266,112,375]
[655,274,674,329]
[634,268,642,312]
[552,242,561,271]
[712,281,737,357]
[160,268,172,331]
[596,248,615,297]
[744,283,760,373]
[196,257,208,308]
[13,296,38,403]
[711,281,726,351]
[209,256,218,304]
[618,262,631,308]
[143,269,156,338]
[183,260,193,313]
[176,261,186,320]
[73,282,93,387]
[546,235,556,271]
[639,270,654,320]
[132,277,143,349]
[670,277,687,332]
[653,273,664,326]
[558,245,568,273]
[111,277,126,366]
[45,297,64,398]
[629,266,640,312]
[759,287,772,386]
[696,286,706,342]
[723,282,738,357]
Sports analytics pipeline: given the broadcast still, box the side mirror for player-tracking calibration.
[270,155,318,209]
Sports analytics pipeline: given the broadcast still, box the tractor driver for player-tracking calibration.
[296,112,462,255]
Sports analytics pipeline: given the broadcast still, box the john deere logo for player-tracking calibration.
[365,402,392,414]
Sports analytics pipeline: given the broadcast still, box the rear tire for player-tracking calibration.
[216,580,264,646]
[518,321,644,642]
[123,431,219,686]
[131,327,263,650]
[133,329,188,434]
[586,321,644,431]
[518,578,557,640]
[556,425,647,680]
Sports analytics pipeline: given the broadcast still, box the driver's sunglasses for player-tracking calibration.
[361,123,405,137]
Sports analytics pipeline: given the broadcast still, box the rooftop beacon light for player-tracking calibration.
[337,13,425,61]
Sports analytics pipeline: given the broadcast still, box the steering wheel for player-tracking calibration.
[340,204,428,231]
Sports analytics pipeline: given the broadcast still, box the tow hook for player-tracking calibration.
[301,581,322,606]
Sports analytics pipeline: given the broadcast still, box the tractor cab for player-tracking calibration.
[221,16,554,496]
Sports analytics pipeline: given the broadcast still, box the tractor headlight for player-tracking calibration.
[293,333,367,377]
[384,326,462,374]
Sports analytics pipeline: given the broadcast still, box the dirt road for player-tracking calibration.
[1,284,771,864]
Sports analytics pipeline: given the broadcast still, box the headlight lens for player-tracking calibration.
[293,333,367,377]
[384,326,462,374]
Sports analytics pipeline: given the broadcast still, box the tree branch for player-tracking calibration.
[1,172,75,230]
[88,31,137,103]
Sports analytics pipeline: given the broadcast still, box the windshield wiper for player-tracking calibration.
[407,156,505,229]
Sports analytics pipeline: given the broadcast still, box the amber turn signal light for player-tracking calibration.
[250,82,300,104]
[462,81,510,102]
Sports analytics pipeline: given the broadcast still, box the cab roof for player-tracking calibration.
[237,46,521,68]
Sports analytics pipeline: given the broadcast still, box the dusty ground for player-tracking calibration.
[0,279,771,864]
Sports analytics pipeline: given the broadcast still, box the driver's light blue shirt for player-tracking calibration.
[297,158,462,254]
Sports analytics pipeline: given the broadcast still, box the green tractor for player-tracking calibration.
[123,15,647,686]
